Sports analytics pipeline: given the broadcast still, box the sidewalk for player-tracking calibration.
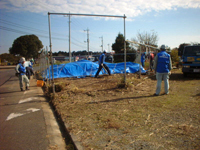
[30,76,66,150]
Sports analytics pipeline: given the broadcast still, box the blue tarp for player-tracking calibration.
[46,60,146,79]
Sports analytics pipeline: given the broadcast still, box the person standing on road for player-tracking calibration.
[154,45,172,96]
[16,57,30,91]
[95,50,111,78]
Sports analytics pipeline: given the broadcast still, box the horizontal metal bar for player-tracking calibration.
[48,12,126,18]
[126,40,159,49]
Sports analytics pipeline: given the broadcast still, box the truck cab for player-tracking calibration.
[182,45,200,76]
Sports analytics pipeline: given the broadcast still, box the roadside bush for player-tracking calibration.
[171,48,179,65]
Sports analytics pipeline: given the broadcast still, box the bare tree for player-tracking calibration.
[131,30,159,52]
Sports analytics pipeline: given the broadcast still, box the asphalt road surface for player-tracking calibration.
[0,68,66,150]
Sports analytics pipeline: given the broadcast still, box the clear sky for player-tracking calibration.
[0,0,200,54]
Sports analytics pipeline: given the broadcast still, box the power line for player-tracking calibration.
[0,25,88,50]
[0,19,67,37]
[0,19,48,34]
[0,25,65,41]
[2,14,47,26]
[1,11,110,51]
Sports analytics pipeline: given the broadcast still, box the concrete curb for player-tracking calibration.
[64,123,84,150]
[47,95,84,150]
[0,66,15,69]
[34,74,84,150]
[32,78,66,150]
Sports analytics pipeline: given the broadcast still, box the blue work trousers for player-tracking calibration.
[155,72,169,95]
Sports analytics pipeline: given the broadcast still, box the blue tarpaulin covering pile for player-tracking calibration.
[46,60,146,79]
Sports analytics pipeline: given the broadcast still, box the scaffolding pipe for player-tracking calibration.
[48,12,125,18]
[126,40,158,78]
[123,14,126,84]
[48,13,55,95]
[48,12,127,84]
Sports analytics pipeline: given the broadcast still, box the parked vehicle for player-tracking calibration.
[180,45,200,76]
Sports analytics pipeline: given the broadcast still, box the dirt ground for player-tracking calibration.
[50,69,200,150]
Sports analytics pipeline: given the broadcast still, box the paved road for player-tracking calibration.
[0,69,66,150]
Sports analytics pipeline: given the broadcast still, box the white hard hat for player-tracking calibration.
[160,45,166,50]
[20,57,26,62]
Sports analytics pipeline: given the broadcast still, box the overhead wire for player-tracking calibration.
[1,1,112,52]
[71,17,104,51]
[0,26,66,41]
[1,15,88,49]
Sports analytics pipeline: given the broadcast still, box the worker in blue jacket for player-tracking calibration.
[16,57,30,91]
[29,59,34,69]
[95,50,111,78]
[141,52,146,67]
[154,45,172,96]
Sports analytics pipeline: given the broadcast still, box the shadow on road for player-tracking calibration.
[0,91,23,94]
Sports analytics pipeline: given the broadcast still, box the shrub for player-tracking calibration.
[170,48,179,64]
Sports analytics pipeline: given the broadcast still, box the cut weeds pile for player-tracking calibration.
[49,69,200,150]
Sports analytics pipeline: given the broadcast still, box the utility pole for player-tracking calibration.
[108,44,110,52]
[48,12,55,95]
[84,28,89,57]
[69,12,71,62]
[99,36,103,52]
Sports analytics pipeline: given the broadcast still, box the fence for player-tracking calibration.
[38,49,51,84]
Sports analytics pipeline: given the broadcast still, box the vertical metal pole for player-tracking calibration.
[87,28,89,57]
[139,45,141,79]
[149,47,150,73]
[69,12,71,62]
[48,12,55,95]
[84,28,90,58]
[124,14,126,84]
[100,36,103,52]
[102,36,103,51]
[46,46,51,85]
[45,47,48,82]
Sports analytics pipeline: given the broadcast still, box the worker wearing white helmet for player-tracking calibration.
[15,57,30,91]
[154,45,172,96]
[95,50,111,78]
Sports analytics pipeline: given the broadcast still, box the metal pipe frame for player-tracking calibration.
[48,12,125,18]
[48,12,127,94]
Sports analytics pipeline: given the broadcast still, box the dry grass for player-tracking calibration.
[50,69,200,150]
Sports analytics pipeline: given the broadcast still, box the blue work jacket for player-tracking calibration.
[18,63,26,75]
[99,53,105,64]
[156,51,171,73]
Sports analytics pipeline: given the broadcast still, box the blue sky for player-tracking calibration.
[0,0,200,54]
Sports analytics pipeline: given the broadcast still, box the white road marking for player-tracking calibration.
[26,108,40,112]
[6,113,24,121]
[6,108,40,121]
[18,97,38,104]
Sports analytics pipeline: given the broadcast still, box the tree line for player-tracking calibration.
[1,32,199,64]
